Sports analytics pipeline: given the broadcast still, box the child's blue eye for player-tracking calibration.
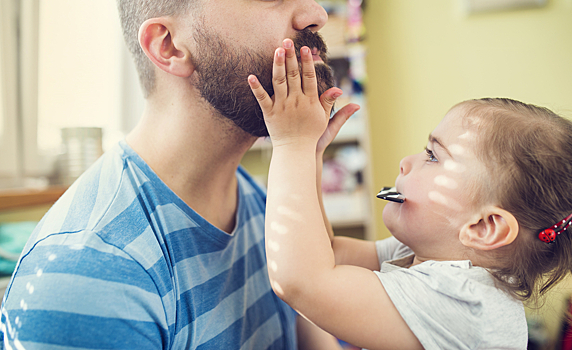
[425,147,438,162]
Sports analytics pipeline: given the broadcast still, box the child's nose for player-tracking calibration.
[399,155,412,176]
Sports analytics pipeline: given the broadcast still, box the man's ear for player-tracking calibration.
[138,18,194,78]
[459,206,519,250]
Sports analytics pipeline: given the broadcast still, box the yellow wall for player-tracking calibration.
[364,0,572,345]
[364,0,572,240]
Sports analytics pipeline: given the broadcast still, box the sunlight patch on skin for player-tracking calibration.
[428,190,461,210]
[465,115,484,128]
[267,239,280,252]
[277,206,304,222]
[269,260,278,273]
[434,213,454,226]
[271,280,284,296]
[458,131,474,140]
[448,144,464,155]
[270,221,289,235]
[428,191,449,206]
[434,175,458,189]
[444,159,466,173]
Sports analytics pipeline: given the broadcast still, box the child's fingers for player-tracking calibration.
[248,75,273,113]
[272,48,288,102]
[320,87,344,116]
[329,103,361,136]
[283,39,301,94]
[316,103,361,154]
[300,47,318,98]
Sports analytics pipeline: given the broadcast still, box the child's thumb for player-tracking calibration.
[320,88,343,114]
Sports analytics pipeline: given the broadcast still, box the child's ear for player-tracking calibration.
[459,207,519,250]
[138,18,194,78]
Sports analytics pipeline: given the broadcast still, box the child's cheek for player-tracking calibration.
[444,159,468,176]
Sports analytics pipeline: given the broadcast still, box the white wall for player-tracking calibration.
[37,0,143,154]
[0,0,20,182]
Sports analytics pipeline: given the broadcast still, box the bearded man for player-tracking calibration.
[1,0,358,349]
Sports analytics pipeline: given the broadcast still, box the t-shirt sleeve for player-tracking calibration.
[1,233,169,350]
[374,236,413,265]
[374,262,485,350]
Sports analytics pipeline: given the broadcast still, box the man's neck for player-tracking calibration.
[126,89,258,233]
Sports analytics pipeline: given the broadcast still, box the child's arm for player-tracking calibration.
[297,315,343,350]
[248,40,422,350]
[312,68,380,271]
[318,148,380,269]
[316,145,336,242]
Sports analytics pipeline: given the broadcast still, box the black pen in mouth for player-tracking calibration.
[376,187,405,203]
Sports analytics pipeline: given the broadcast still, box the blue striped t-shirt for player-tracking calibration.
[1,140,297,349]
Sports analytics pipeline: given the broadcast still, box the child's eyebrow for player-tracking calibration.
[428,134,453,158]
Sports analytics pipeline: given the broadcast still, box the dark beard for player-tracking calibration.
[191,27,335,137]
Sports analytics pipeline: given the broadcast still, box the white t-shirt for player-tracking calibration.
[374,237,528,349]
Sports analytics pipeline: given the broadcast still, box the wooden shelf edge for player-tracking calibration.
[0,186,67,212]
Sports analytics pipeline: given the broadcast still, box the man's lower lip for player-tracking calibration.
[312,55,323,62]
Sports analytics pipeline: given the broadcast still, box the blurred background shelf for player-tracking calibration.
[0,186,67,212]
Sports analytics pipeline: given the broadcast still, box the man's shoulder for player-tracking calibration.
[39,145,132,231]
[29,143,164,251]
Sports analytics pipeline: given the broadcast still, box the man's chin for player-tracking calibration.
[225,65,333,138]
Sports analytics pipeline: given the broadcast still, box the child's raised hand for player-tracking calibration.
[248,39,343,148]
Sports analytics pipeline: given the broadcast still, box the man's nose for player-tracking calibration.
[292,0,328,32]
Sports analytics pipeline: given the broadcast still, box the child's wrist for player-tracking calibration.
[271,136,318,151]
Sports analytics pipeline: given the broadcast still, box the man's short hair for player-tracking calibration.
[117,0,196,98]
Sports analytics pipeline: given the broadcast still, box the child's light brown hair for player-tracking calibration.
[458,98,572,301]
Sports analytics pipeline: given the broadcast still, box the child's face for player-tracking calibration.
[383,105,488,257]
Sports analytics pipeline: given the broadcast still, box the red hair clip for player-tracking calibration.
[538,213,572,243]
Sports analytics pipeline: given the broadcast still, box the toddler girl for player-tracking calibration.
[247,39,572,349]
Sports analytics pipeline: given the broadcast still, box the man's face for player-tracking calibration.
[189,1,333,137]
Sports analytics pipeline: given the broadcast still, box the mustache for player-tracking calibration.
[292,29,329,64]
